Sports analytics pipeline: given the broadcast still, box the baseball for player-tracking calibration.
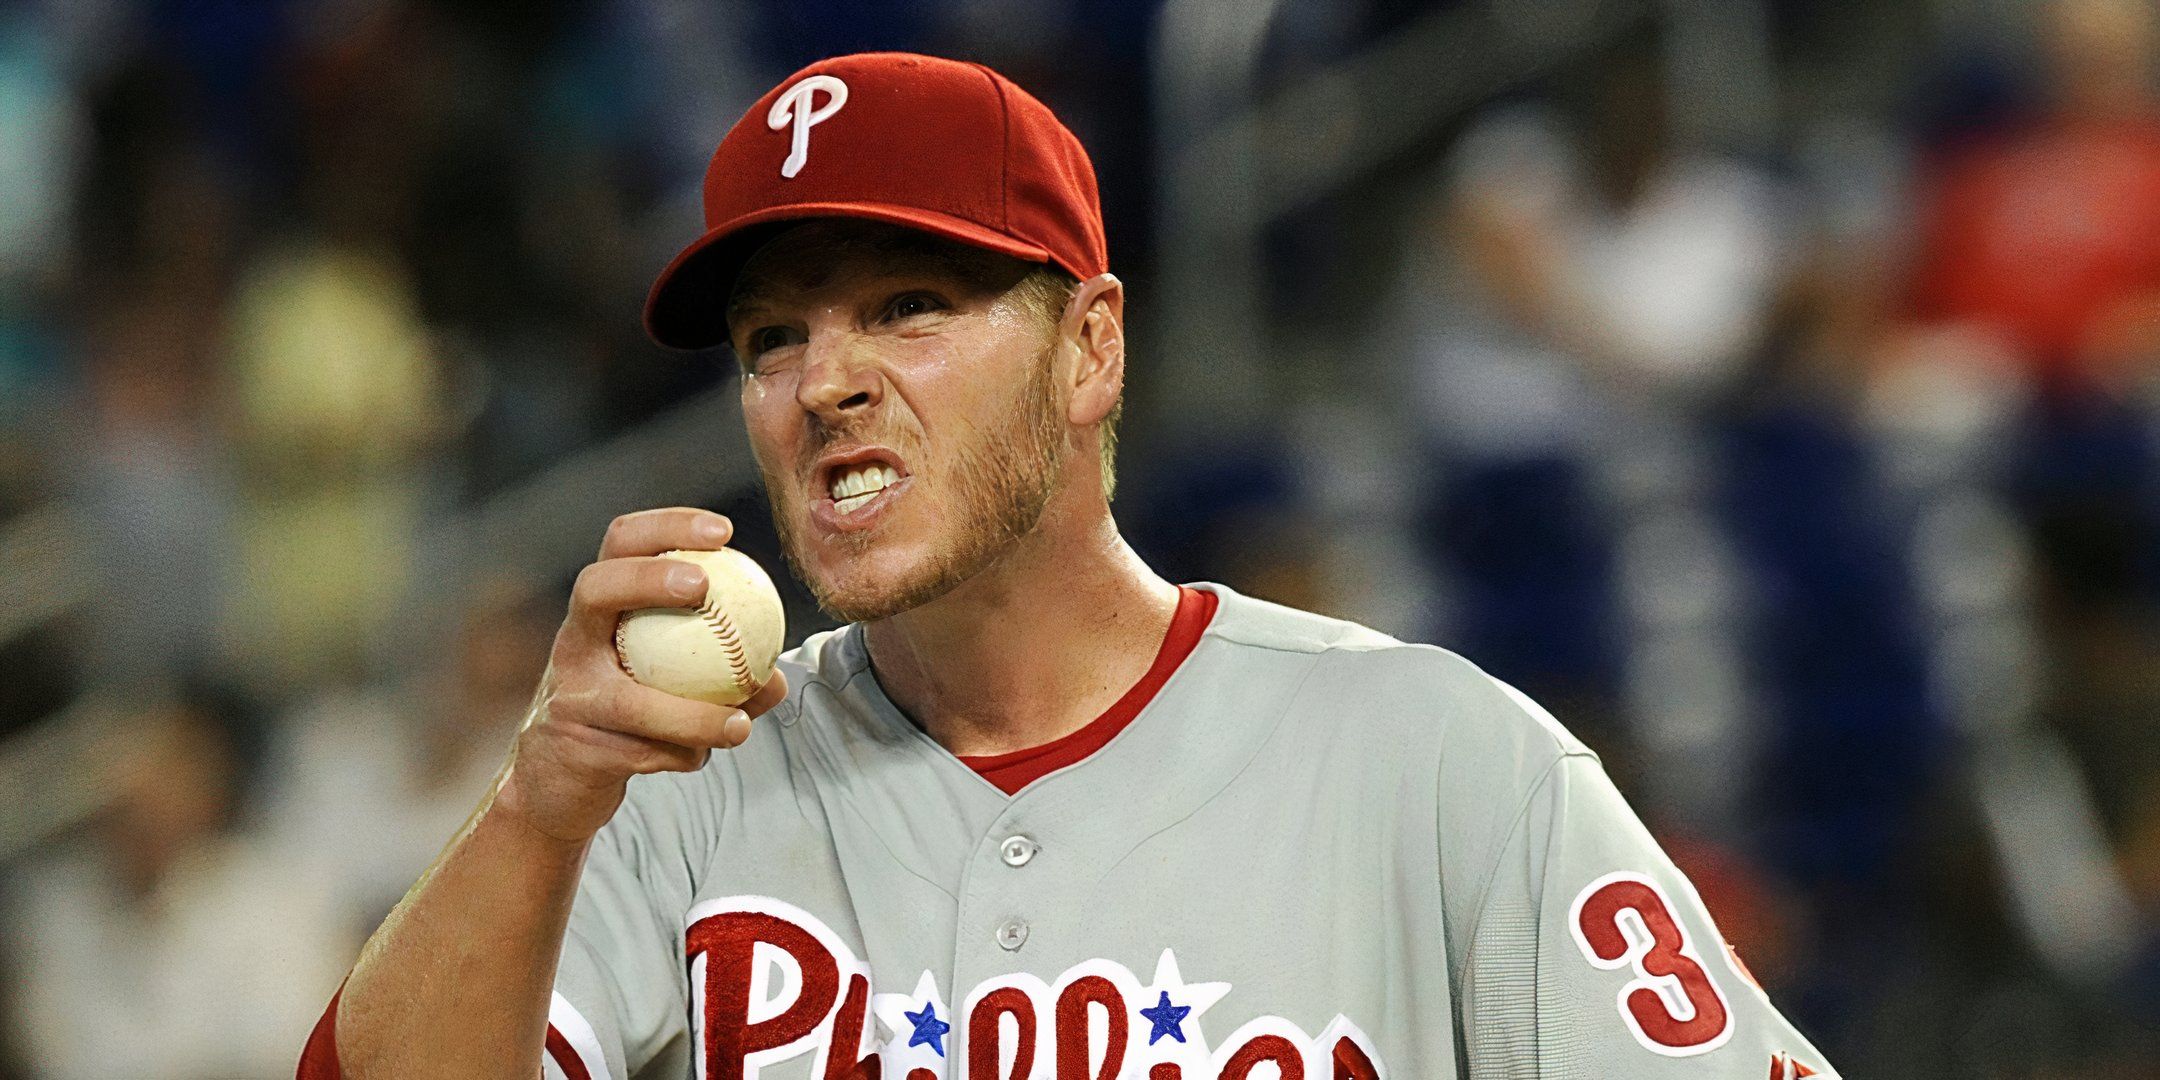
[613,548,785,706]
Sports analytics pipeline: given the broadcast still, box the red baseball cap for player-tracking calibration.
[643,52,1109,351]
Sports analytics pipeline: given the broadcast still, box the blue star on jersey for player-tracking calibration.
[905,1003,949,1055]
[1140,990,1192,1045]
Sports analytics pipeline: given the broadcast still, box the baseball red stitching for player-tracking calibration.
[697,598,757,690]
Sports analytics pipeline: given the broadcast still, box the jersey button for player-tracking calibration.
[995,918,1029,951]
[999,834,1039,867]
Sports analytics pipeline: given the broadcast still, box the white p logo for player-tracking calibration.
[767,75,849,179]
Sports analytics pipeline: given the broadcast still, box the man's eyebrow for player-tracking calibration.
[724,280,775,328]
[725,239,1016,330]
[870,244,1003,285]
[732,259,981,319]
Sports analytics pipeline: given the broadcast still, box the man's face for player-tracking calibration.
[729,221,1072,622]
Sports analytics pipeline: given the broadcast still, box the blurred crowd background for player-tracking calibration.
[1,0,2157,1076]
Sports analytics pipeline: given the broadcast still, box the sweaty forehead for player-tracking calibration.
[726,221,1034,326]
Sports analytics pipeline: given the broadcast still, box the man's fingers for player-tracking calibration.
[547,507,782,763]
[740,670,790,718]
[594,678,756,751]
[552,720,712,775]
[562,557,708,646]
[598,507,733,560]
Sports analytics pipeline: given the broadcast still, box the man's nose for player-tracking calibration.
[794,330,881,422]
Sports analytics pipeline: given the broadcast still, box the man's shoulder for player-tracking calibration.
[776,621,870,692]
[1197,583,1406,656]
[1202,584,1593,767]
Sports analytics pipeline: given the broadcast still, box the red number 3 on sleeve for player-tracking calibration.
[1567,872,1735,1057]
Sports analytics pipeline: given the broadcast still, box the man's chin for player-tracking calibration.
[805,572,956,624]
[791,542,969,624]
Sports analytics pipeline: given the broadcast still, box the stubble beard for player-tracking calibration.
[766,345,1071,624]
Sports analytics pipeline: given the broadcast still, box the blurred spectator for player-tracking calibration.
[59,274,236,689]
[1432,57,1789,407]
[1724,203,1940,898]
[222,234,445,694]
[1907,0,2160,393]
[48,57,249,690]
[1,685,348,1080]
[1715,201,1951,1058]
[1397,104,1627,724]
[1405,40,1968,1068]
[263,575,553,941]
[1898,0,2160,848]
[1400,45,1790,747]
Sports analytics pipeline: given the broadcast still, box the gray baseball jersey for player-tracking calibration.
[541,583,1838,1080]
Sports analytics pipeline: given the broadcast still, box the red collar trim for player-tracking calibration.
[958,585,1218,793]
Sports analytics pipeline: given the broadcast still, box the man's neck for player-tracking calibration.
[862,496,1180,758]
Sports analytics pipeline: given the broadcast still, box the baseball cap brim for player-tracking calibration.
[642,202,1055,351]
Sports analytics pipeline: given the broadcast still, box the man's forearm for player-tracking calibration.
[326,508,771,1078]
[336,775,590,1080]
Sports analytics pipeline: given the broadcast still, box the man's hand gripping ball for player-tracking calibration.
[497,508,790,845]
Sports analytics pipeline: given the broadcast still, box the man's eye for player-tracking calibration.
[886,293,943,321]
[746,326,804,356]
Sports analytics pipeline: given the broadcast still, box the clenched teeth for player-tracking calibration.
[831,464,900,513]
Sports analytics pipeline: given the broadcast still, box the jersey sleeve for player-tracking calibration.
[548,777,708,1080]
[1458,754,1841,1080]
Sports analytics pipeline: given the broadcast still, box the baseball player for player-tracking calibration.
[301,53,1838,1080]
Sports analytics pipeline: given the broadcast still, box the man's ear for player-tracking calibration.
[1062,273,1124,426]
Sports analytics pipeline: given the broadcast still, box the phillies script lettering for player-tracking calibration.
[678,896,1387,1080]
